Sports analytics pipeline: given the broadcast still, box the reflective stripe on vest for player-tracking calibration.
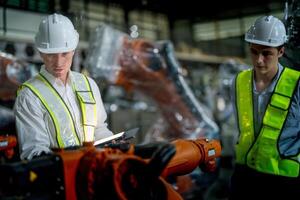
[235,69,255,165]
[236,67,300,177]
[19,72,96,148]
[72,72,97,142]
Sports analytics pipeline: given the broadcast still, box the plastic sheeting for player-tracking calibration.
[0,51,37,100]
[0,51,37,132]
[85,24,219,142]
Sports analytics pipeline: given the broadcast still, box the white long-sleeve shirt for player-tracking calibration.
[14,66,113,160]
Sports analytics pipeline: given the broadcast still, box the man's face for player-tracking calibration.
[40,51,74,81]
[249,44,284,74]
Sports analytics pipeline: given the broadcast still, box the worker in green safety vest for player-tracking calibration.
[229,15,300,199]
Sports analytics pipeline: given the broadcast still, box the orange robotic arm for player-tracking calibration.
[0,138,221,200]
[56,144,182,200]
[70,138,221,200]
[161,139,222,178]
[0,135,17,160]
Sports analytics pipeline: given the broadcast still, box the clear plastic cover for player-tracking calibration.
[85,24,219,141]
[84,24,126,83]
[0,51,37,132]
[0,51,37,100]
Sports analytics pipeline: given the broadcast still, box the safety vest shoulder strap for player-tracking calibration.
[72,72,97,142]
[235,69,255,164]
[263,67,300,130]
[275,67,300,97]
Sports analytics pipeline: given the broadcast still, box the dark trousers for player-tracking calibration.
[229,164,300,200]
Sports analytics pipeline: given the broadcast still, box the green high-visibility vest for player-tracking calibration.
[18,72,97,148]
[235,67,300,177]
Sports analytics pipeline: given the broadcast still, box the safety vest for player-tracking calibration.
[235,67,300,177]
[18,72,97,148]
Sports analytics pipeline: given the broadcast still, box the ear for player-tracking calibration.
[278,46,285,58]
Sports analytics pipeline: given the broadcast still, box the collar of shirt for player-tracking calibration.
[252,64,283,94]
[40,65,74,88]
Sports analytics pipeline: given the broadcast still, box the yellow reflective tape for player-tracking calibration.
[236,70,254,135]
[83,75,96,142]
[235,70,255,164]
[81,98,87,141]
[83,76,97,125]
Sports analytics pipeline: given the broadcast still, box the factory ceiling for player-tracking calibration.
[97,0,285,22]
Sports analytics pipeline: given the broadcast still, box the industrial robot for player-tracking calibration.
[84,24,221,199]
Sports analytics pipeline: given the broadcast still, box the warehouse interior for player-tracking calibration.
[0,0,298,199]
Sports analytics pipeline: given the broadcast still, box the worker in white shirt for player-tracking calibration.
[14,13,113,160]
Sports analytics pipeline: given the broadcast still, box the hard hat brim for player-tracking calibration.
[245,38,284,47]
[37,46,77,54]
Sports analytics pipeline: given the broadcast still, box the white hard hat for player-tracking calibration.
[245,15,287,47]
[35,13,79,54]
